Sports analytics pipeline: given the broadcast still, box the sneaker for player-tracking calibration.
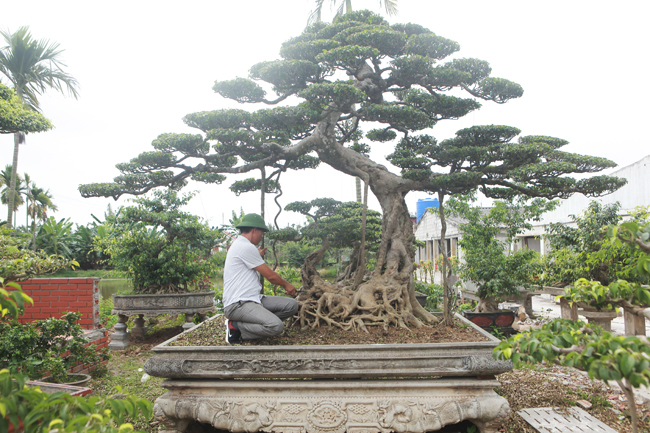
[225,319,242,345]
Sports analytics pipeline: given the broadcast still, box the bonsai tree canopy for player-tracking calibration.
[80,11,625,328]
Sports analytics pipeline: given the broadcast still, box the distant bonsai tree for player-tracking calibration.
[449,196,557,312]
[96,190,223,293]
[80,10,625,326]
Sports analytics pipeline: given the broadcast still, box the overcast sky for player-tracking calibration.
[2,1,649,229]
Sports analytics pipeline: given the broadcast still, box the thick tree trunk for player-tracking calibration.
[294,110,439,329]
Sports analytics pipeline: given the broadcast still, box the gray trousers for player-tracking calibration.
[224,296,299,340]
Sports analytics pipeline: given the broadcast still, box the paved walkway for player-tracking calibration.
[524,294,650,336]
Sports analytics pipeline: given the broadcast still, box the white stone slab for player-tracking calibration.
[517,407,616,433]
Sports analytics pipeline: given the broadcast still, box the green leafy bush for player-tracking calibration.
[0,312,110,383]
[96,190,223,293]
[0,369,152,433]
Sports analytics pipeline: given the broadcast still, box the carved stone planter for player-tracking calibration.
[145,313,512,433]
[109,292,215,350]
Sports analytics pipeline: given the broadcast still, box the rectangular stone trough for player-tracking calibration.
[145,313,513,433]
[144,313,512,380]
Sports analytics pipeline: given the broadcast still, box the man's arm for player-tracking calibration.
[254,263,297,297]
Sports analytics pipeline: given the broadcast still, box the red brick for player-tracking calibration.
[32,290,50,297]
[76,295,93,301]
[49,278,69,284]
[40,296,58,302]
[19,284,41,291]
[20,313,32,319]
[28,278,51,284]
[23,307,40,313]
[28,296,40,302]
[77,284,93,290]
[59,296,78,302]
[32,313,53,319]
[71,290,92,296]
[60,284,78,291]
[75,307,93,313]
[69,301,90,308]
[79,318,93,325]
[51,302,69,308]
[41,307,61,313]
[49,290,69,296]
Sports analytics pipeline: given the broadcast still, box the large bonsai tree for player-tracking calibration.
[80,11,624,327]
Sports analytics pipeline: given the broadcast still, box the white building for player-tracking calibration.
[413,155,650,283]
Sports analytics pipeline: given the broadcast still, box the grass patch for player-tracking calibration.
[37,269,129,278]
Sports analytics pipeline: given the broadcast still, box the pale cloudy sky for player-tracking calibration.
[1,1,649,228]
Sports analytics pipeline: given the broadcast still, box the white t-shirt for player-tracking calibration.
[223,236,265,308]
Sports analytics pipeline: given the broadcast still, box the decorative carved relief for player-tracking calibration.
[153,392,509,433]
[182,359,358,374]
[307,401,348,433]
[463,355,512,375]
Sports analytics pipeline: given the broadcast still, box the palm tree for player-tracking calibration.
[308,0,398,25]
[0,164,25,223]
[26,184,57,249]
[0,26,79,229]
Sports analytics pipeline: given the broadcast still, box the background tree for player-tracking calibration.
[26,184,56,249]
[0,165,25,224]
[542,201,649,287]
[0,83,51,135]
[80,11,624,329]
[96,190,223,293]
[448,196,557,312]
[0,26,79,228]
[309,0,398,25]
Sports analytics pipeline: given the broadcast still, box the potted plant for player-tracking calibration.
[0,311,109,384]
[96,190,221,348]
[450,197,556,333]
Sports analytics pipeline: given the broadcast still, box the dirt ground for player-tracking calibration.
[122,316,650,432]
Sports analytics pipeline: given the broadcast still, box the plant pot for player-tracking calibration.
[39,373,92,387]
[463,310,516,329]
[110,291,216,350]
[415,291,427,307]
[27,379,92,396]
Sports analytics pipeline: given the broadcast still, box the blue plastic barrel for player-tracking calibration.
[416,198,439,222]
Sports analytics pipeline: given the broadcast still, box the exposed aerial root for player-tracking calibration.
[294,272,438,331]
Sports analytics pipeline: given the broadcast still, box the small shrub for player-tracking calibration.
[0,312,110,383]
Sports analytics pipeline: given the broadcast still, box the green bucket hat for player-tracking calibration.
[235,213,269,232]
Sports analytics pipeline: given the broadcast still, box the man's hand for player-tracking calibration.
[284,283,297,297]
[258,247,268,257]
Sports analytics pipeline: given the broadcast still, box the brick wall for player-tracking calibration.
[17,277,101,329]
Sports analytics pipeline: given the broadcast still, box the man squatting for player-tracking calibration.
[223,213,299,344]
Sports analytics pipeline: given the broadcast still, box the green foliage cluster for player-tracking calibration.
[0,228,76,282]
[449,196,557,306]
[0,369,152,433]
[0,311,110,383]
[543,202,650,286]
[0,83,52,134]
[96,190,222,293]
[496,319,650,388]
[496,219,650,432]
[414,280,443,311]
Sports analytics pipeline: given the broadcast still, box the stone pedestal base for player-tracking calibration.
[153,379,510,433]
[581,310,617,332]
